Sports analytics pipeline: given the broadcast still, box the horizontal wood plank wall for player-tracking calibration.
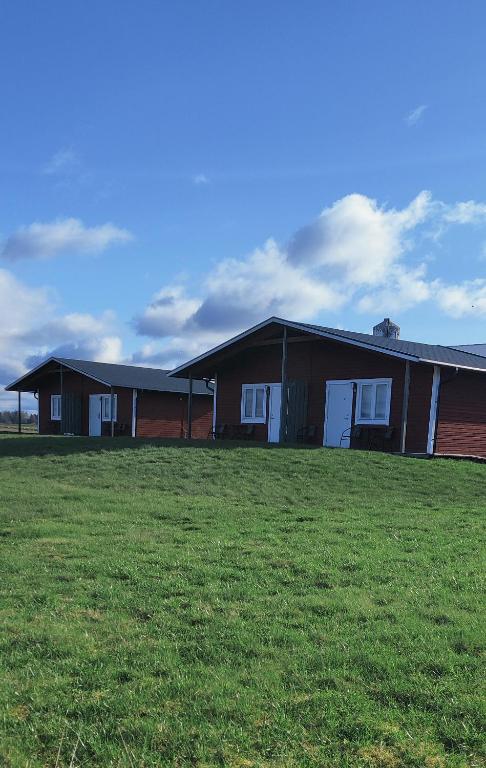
[436,370,486,456]
[405,363,433,454]
[217,344,282,442]
[39,370,113,435]
[136,391,212,439]
[216,339,406,450]
[106,388,132,436]
[39,373,133,436]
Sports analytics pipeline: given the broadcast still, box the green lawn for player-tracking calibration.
[0,436,484,768]
[0,423,37,434]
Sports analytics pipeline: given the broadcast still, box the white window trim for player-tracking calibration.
[51,394,61,421]
[241,383,268,424]
[354,378,392,426]
[101,394,118,422]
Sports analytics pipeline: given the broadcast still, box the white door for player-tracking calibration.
[267,384,282,443]
[89,395,103,436]
[324,382,354,448]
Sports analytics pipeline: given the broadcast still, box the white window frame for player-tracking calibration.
[241,384,268,424]
[355,378,392,426]
[101,394,118,422]
[51,394,61,421]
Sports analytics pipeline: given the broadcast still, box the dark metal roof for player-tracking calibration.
[298,321,486,371]
[452,343,486,358]
[6,357,212,394]
[169,316,486,376]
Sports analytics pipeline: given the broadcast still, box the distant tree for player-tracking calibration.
[0,410,38,425]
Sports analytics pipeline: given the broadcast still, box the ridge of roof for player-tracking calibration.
[169,315,486,376]
[56,357,171,376]
[6,356,212,394]
[292,320,486,369]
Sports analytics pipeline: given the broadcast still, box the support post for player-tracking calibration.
[212,374,218,439]
[60,364,63,433]
[400,361,411,454]
[131,389,137,437]
[427,365,441,456]
[110,387,115,438]
[18,391,21,434]
[279,327,288,443]
[187,374,193,439]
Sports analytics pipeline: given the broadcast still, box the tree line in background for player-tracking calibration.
[0,411,38,424]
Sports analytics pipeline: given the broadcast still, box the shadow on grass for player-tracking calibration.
[0,434,322,459]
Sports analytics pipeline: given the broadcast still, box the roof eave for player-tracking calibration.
[168,316,285,377]
[5,356,111,391]
[419,358,486,373]
[168,316,419,377]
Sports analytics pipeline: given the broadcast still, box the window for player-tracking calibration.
[101,394,117,422]
[241,384,267,423]
[51,395,61,421]
[355,379,392,425]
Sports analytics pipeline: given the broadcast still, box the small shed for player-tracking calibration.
[6,357,213,439]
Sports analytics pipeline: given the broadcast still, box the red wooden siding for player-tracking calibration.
[38,368,212,439]
[436,369,486,457]
[215,338,412,451]
[38,370,130,436]
[405,363,433,454]
[136,391,212,439]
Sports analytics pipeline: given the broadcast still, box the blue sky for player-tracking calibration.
[2,1,486,408]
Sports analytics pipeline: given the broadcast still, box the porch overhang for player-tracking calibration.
[5,358,110,393]
[168,316,418,379]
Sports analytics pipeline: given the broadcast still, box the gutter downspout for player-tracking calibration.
[34,390,39,433]
[427,365,441,455]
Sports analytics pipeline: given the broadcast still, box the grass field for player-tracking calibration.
[0,436,484,768]
[0,423,37,434]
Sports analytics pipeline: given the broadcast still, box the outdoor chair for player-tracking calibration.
[239,424,255,440]
[368,426,395,452]
[209,423,228,440]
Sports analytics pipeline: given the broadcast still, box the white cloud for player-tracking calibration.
[193,174,210,185]
[405,104,427,126]
[357,265,433,314]
[193,238,345,332]
[5,190,486,412]
[25,336,123,369]
[134,286,202,337]
[133,192,433,344]
[287,191,431,285]
[43,148,80,176]
[130,190,486,366]
[442,201,486,225]
[0,268,124,410]
[435,279,486,318]
[17,310,117,348]
[1,218,133,261]
[129,336,218,371]
[0,269,52,384]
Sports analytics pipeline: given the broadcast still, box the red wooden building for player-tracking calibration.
[169,316,486,458]
[6,357,213,439]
